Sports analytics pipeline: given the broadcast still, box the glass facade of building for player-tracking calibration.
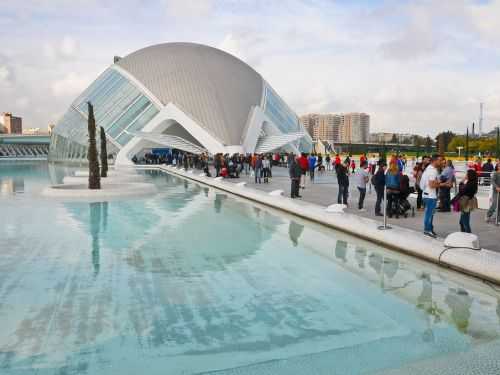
[49,68,159,163]
[263,83,312,153]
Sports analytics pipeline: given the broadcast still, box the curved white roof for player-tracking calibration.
[117,42,263,146]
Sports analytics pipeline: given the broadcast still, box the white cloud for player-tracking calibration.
[15,97,30,109]
[1,0,500,135]
[0,65,12,84]
[44,36,79,60]
[51,72,91,97]
[165,0,214,18]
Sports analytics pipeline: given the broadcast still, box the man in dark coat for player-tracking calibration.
[372,160,386,216]
[337,161,349,205]
[289,155,302,198]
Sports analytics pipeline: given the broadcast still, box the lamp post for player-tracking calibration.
[496,126,499,160]
[465,127,469,162]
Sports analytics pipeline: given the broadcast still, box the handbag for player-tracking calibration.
[459,196,478,212]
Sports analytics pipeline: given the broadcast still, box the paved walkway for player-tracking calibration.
[214,166,500,253]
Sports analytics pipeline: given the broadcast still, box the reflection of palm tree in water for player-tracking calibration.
[445,287,473,334]
[335,240,348,262]
[288,221,304,247]
[497,298,500,325]
[89,202,107,277]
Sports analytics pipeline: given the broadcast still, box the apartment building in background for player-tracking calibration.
[2,113,23,134]
[342,113,370,143]
[300,112,369,144]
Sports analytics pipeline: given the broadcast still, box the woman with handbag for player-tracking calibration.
[452,169,478,233]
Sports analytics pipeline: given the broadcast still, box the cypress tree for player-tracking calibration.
[100,126,108,178]
[87,102,101,189]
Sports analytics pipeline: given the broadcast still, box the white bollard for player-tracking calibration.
[269,190,284,197]
[444,232,480,250]
[325,204,346,213]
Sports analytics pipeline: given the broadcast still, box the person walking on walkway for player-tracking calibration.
[325,154,331,171]
[420,155,441,238]
[308,154,317,182]
[289,155,302,198]
[334,154,341,173]
[413,161,424,210]
[372,160,386,216]
[355,160,369,211]
[452,169,478,233]
[385,161,401,218]
[262,155,271,183]
[438,159,455,212]
[254,155,263,184]
[298,153,308,189]
[486,163,500,222]
[337,161,349,205]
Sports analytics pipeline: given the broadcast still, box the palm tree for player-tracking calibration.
[87,102,101,189]
[100,126,108,178]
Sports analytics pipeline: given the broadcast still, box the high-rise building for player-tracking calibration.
[299,114,317,139]
[301,112,369,144]
[2,113,23,134]
[341,113,369,143]
[315,114,341,143]
[300,114,342,143]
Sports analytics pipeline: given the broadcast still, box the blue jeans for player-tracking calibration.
[423,197,437,232]
[255,168,262,183]
[338,184,349,205]
[460,211,471,233]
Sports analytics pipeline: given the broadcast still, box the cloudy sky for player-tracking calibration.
[1,0,500,135]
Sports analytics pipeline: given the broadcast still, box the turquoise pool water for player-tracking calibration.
[1,161,500,375]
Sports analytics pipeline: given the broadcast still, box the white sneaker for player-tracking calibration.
[358,208,367,212]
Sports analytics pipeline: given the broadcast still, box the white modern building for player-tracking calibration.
[49,42,312,165]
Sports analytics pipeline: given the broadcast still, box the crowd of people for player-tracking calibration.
[132,148,500,236]
[287,151,499,237]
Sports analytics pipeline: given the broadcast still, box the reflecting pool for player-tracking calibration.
[1,162,500,374]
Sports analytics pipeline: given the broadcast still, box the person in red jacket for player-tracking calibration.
[334,154,341,173]
[360,153,367,166]
[298,153,309,188]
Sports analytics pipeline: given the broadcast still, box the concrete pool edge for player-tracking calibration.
[134,165,500,285]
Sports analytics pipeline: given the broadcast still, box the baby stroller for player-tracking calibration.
[397,175,412,218]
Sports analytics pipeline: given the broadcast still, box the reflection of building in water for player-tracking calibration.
[334,240,348,262]
[214,193,227,214]
[445,288,473,334]
[355,247,367,268]
[288,221,304,247]
[0,177,24,194]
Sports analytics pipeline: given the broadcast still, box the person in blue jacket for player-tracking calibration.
[385,161,401,218]
[308,154,317,183]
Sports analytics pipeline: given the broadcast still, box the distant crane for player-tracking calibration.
[479,102,484,136]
